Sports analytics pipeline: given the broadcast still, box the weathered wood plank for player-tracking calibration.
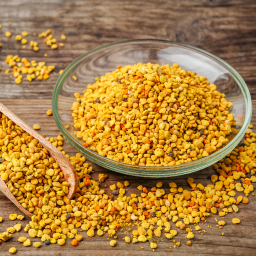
[0,0,256,255]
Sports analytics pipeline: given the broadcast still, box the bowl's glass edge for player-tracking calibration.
[52,39,252,177]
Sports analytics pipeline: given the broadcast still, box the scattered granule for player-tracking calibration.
[124,236,130,243]
[124,181,130,187]
[98,173,107,183]
[150,242,157,249]
[87,228,94,237]
[21,39,27,45]
[33,124,41,130]
[50,238,56,244]
[14,224,22,232]
[38,29,51,38]
[0,216,2,222]
[9,214,17,220]
[76,235,83,241]
[18,237,27,243]
[117,182,124,188]
[0,232,12,241]
[218,221,226,226]
[33,242,41,248]
[110,240,117,247]
[195,226,201,231]
[22,31,28,37]
[154,229,161,237]
[9,247,16,254]
[5,31,11,37]
[186,241,192,246]
[137,185,143,190]
[61,34,66,40]
[5,55,55,84]
[71,239,78,246]
[243,197,249,204]
[46,109,53,116]
[17,215,24,220]
[28,229,38,238]
[23,239,31,247]
[15,35,22,41]
[232,218,241,224]
[179,223,185,230]
[72,75,77,81]
[186,232,194,239]
[51,44,58,49]
[156,182,162,188]
[6,227,15,234]
[138,235,147,242]
[232,205,239,213]
[57,239,65,246]
[110,184,116,191]
[1,108,256,252]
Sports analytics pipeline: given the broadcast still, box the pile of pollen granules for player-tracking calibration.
[0,112,255,253]
[72,63,235,167]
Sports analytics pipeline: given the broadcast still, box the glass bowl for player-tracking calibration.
[52,39,252,178]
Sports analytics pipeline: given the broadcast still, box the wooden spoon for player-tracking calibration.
[0,103,77,217]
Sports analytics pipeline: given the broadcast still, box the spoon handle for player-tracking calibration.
[0,178,33,217]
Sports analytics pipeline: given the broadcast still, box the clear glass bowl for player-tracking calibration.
[52,39,252,178]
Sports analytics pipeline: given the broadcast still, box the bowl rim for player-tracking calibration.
[52,39,252,176]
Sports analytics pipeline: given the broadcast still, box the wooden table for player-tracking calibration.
[0,0,256,255]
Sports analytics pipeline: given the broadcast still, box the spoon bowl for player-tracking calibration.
[0,103,77,217]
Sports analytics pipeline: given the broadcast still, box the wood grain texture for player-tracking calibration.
[0,0,256,255]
